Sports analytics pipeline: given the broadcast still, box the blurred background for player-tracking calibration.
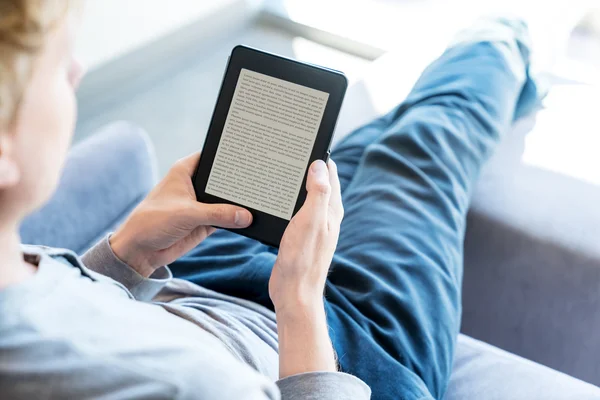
[74,0,600,175]
[71,0,600,386]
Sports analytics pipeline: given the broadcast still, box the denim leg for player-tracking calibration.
[331,114,392,194]
[169,229,274,308]
[323,28,536,400]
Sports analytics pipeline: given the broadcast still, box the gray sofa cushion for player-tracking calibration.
[20,121,157,254]
[448,335,600,399]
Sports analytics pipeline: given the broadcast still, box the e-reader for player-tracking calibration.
[192,45,348,247]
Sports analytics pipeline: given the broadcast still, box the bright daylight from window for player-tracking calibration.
[265,0,600,184]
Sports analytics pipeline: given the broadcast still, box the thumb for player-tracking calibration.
[173,152,201,176]
[302,160,331,222]
[194,203,253,229]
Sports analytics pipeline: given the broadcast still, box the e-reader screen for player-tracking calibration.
[204,68,330,220]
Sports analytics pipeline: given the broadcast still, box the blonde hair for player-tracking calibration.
[0,0,70,130]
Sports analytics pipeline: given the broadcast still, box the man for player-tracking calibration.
[0,1,540,398]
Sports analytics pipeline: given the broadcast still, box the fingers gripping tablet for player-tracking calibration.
[193,46,347,247]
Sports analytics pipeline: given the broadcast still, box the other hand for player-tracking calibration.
[110,153,253,277]
[269,159,343,313]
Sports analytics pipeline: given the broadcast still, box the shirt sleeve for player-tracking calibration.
[81,235,172,301]
[276,371,371,400]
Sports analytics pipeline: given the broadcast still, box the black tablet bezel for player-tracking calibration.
[192,45,347,247]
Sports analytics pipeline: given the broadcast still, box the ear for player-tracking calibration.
[0,133,20,188]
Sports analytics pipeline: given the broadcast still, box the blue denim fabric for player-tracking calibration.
[171,22,540,398]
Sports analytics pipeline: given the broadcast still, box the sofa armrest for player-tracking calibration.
[20,121,157,254]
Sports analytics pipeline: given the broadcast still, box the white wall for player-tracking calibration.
[75,0,243,70]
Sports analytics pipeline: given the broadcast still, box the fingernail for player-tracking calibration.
[311,160,326,176]
[234,210,251,226]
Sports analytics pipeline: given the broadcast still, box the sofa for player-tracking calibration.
[19,56,600,397]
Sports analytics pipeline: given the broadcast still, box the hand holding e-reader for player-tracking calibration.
[193,45,347,247]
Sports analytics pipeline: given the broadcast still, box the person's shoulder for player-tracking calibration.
[0,329,181,399]
[4,246,280,400]
[0,318,279,400]
[0,281,279,400]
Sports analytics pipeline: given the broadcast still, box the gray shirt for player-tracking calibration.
[0,238,370,399]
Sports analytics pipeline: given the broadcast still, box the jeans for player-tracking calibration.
[172,20,539,400]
